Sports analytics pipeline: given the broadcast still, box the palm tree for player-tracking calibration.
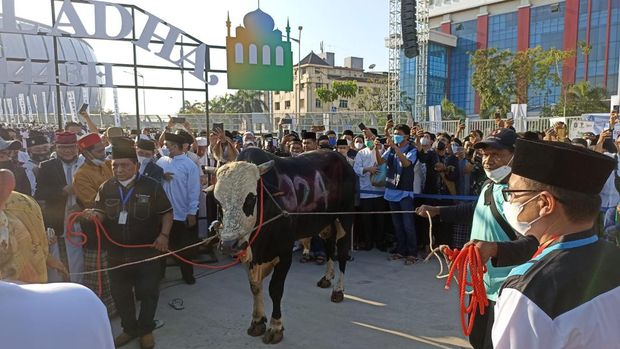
[441,97,466,120]
[543,81,608,117]
[227,90,267,113]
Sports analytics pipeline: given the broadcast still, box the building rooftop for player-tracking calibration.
[299,51,331,66]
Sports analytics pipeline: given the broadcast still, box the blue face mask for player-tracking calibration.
[328,137,337,146]
[393,134,405,145]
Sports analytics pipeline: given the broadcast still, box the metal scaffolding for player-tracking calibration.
[414,0,430,121]
[387,0,402,113]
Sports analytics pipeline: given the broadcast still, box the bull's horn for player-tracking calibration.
[257,160,275,175]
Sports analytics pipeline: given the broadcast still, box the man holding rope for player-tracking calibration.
[492,139,620,348]
[416,128,530,349]
[83,137,173,349]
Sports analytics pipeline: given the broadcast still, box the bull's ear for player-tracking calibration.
[257,160,275,175]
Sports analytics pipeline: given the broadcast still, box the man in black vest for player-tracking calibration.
[376,123,418,265]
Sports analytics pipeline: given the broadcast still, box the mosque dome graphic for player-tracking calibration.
[226,7,293,91]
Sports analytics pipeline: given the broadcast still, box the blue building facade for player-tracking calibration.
[401,0,620,116]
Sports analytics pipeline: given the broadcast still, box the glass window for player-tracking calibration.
[450,20,477,114]
[285,100,291,109]
[488,12,518,52]
[315,99,322,108]
[275,102,280,110]
[339,99,348,108]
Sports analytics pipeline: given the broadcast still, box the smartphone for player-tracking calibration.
[171,117,186,123]
[613,105,619,114]
[386,114,393,122]
[459,116,466,124]
[378,137,387,145]
[213,122,224,132]
[281,118,293,125]
[358,122,366,131]
[283,129,290,135]
[79,103,88,113]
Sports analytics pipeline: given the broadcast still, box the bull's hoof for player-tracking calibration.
[317,276,332,289]
[262,328,284,344]
[247,317,267,337]
[331,290,344,303]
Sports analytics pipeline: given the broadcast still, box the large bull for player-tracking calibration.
[213,147,356,344]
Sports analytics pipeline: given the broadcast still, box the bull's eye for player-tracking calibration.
[242,193,257,217]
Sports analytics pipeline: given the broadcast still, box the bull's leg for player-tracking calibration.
[263,255,292,345]
[317,227,336,289]
[331,218,352,303]
[246,260,277,337]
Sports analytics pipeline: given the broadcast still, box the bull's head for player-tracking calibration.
[214,160,274,254]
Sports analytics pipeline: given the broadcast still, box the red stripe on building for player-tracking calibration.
[562,0,580,86]
[517,6,531,51]
[440,22,451,100]
[584,0,592,80]
[604,0,612,87]
[475,14,488,114]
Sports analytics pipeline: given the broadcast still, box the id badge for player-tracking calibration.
[118,210,128,225]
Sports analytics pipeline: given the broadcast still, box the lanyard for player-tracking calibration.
[117,175,139,210]
[532,236,559,259]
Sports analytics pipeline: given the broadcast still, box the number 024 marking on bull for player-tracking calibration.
[277,171,329,212]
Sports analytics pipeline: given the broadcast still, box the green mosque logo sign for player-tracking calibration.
[226,7,293,91]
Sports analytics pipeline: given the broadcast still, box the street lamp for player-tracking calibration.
[122,70,147,117]
[297,26,303,118]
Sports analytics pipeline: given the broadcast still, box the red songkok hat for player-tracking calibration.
[54,131,77,145]
[77,133,102,150]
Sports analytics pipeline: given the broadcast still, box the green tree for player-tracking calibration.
[471,46,575,117]
[356,81,388,111]
[179,100,206,114]
[441,98,466,120]
[471,48,514,117]
[541,81,609,117]
[315,80,358,109]
[227,90,267,113]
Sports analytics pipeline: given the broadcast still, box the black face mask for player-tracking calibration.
[31,153,51,164]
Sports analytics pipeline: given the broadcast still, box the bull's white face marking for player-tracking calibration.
[214,162,260,243]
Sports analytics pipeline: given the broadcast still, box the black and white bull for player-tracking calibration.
[213,147,356,344]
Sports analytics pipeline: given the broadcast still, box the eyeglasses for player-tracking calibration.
[501,189,541,202]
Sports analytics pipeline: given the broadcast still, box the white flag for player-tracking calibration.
[66,90,78,122]
[41,92,49,124]
[26,96,33,122]
[113,87,121,127]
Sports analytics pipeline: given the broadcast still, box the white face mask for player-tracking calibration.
[421,138,431,146]
[118,174,137,187]
[451,144,459,154]
[502,194,543,236]
[484,156,514,183]
[354,142,364,150]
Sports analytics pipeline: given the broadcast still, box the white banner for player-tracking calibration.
[42,92,49,124]
[25,96,33,122]
[66,90,78,122]
[59,91,67,125]
[6,99,15,124]
[511,103,527,132]
[112,87,121,127]
[41,92,49,124]
[569,120,595,139]
[32,94,39,123]
[17,94,26,123]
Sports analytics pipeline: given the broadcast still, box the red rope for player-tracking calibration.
[443,245,489,337]
[64,177,267,296]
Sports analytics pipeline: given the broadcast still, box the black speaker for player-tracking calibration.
[401,0,419,58]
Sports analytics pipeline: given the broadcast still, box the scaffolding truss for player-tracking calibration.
[414,0,430,121]
[387,0,401,113]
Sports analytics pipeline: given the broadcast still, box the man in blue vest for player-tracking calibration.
[376,123,418,265]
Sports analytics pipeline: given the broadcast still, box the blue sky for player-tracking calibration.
[8,0,389,114]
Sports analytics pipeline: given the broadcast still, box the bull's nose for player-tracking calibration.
[220,239,239,253]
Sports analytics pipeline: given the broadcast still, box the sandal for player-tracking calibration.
[299,253,313,263]
[315,255,326,265]
[404,256,418,265]
[168,298,184,311]
[389,253,404,261]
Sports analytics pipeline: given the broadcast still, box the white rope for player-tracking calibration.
[422,211,450,279]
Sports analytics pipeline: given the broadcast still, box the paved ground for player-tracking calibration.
[112,250,472,349]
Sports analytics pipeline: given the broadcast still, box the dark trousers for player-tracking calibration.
[469,299,495,349]
[167,219,197,281]
[388,196,417,257]
[359,197,387,250]
[109,260,161,337]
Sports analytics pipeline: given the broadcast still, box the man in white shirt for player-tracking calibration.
[353,128,388,251]
[156,133,201,284]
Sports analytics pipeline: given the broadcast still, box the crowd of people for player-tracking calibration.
[1,109,620,349]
